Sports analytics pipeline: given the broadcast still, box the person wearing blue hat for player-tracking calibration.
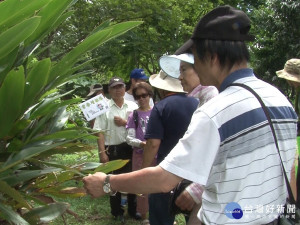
[125,69,154,107]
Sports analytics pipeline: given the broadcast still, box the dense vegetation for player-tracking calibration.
[0,0,299,224]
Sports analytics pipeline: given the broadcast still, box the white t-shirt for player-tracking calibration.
[93,99,138,145]
[160,69,297,224]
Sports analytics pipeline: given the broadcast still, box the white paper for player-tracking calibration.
[79,94,109,121]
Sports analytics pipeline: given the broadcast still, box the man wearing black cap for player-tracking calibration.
[93,77,139,223]
[84,6,298,225]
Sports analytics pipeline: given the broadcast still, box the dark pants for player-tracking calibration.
[149,192,175,225]
[106,143,136,217]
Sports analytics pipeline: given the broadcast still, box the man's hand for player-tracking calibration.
[175,190,195,212]
[83,172,106,198]
[114,116,126,127]
[140,141,146,149]
[99,152,109,163]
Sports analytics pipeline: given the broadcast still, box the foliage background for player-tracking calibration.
[0,0,299,224]
[42,0,300,103]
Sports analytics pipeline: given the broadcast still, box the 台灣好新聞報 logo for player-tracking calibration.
[224,202,243,219]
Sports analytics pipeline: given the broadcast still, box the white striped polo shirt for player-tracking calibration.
[160,68,298,224]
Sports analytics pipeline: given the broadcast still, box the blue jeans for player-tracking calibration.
[149,193,175,225]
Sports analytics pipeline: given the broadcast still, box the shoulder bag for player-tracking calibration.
[169,179,192,216]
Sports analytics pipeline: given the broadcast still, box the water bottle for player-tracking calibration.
[121,193,127,207]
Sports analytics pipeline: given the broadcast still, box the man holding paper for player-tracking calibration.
[93,77,138,223]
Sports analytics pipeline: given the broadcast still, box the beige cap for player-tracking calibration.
[276,58,300,83]
[149,70,185,93]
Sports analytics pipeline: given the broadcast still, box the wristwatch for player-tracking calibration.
[103,174,116,196]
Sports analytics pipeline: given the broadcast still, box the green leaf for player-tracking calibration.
[0,0,50,32]
[34,171,76,188]
[0,142,69,173]
[38,142,96,158]
[0,203,30,225]
[48,106,69,133]
[24,0,74,46]
[0,17,41,61]
[78,162,101,171]
[30,130,85,143]
[102,21,144,42]
[48,28,112,86]
[23,58,51,111]
[40,186,86,198]
[1,168,62,186]
[30,97,82,119]
[8,119,31,138]
[0,181,31,209]
[0,67,25,138]
[23,202,69,223]
[1,132,92,173]
[0,46,18,85]
[48,21,142,88]
[94,159,129,173]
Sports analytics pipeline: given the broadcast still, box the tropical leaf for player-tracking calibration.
[0,0,49,31]
[22,202,69,223]
[0,203,30,225]
[94,159,129,173]
[48,106,69,133]
[33,171,76,189]
[24,0,75,46]
[48,28,112,86]
[0,46,19,84]
[37,142,96,158]
[23,58,51,111]
[29,97,82,119]
[1,167,62,186]
[0,17,41,61]
[0,141,71,173]
[0,66,25,138]
[48,21,143,89]
[0,181,31,209]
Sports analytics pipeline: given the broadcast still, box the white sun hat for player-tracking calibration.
[149,70,185,93]
[159,53,194,79]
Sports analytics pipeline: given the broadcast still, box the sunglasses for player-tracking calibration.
[135,93,149,100]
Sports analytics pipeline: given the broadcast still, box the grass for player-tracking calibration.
[49,148,186,225]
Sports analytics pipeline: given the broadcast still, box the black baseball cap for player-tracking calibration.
[108,77,125,88]
[176,5,255,54]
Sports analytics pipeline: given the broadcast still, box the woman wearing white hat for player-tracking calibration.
[159,53,218,107]
[159,53,218,225]
[143,70,199,225]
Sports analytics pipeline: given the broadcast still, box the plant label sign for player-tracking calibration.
[79,94,109,121]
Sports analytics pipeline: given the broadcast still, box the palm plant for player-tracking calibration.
[0,0,142,224]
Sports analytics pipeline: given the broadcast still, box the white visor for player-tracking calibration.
[159,53,194,79]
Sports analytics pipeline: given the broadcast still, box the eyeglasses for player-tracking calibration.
[135,93,149,100]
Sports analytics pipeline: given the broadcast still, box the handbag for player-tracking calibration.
[229,83,300,224]
[169,179,192,215]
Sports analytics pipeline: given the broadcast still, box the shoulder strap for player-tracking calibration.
[133,110,139,129]
[228,83,297,205]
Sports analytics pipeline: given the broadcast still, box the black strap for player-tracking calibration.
[133,110,139,129]
[228,83,297,205]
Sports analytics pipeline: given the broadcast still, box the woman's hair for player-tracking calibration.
[193,39,250,71]
[132,82,153,100]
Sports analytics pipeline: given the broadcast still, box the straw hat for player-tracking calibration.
[87,84,103,97]
[159,53,194,79]
[149,70,185,93]
[276,59,300,83]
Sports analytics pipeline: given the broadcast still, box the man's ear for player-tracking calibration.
[210,54,219,66]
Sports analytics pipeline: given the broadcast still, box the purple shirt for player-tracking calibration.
[126,109,152,151]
